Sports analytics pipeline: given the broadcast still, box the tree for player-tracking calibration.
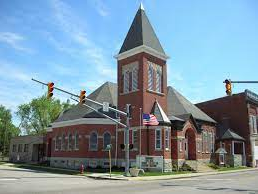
[0,105,20,155]
[16,96,74,134]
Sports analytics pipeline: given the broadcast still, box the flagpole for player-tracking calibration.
[139,108,142,169]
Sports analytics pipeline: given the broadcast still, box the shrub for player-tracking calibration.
[179,162,194,171]
[207,163,219,169]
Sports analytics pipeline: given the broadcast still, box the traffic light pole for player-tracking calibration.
[125,104,131,176]
[32,78,131,176]
[32,78,127,116]
[223,80,258,84]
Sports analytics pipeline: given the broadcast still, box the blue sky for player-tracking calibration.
[0,0,258,125]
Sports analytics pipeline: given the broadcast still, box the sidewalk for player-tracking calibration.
[87,173,129,180]
[86,168,258,181]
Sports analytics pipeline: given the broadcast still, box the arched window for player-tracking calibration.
[148,63,154,90]
[90,132,98,151]
[57,135,62,150]
[132,67,138,91]
[74,132,79,150]
[68,133,73,151]
[156,66,162,93]
[103,132,111,150]
[123,71,129,93]
[61,133,66,151]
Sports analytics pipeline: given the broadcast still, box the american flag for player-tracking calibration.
[142,113,159,126]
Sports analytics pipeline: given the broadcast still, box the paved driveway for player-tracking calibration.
[0,165,258,194]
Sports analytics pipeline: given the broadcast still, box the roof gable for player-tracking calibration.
[167,86,216,123]
[221,128,245,141]
[54,82,117,122]
[119,4,165,55]
[151,100,171,125]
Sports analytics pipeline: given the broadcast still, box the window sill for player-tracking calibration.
[89,149,98,152]
[146,89,165,96]
[120,89,139,95]
[155,148,162,151]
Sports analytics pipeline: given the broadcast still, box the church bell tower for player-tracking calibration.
[115,3,169,127]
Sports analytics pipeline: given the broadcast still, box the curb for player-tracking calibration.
[86,174,129,181]
[86,168,258,181]
[129,168,258,181]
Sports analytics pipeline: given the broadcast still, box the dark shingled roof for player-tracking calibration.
[119,5,165,55]
[215,148,227,154]
[54,83,216,124]
[167,86,216,123]
[54,82,117,122]
[221,129,245,141]
[151,100,171,125]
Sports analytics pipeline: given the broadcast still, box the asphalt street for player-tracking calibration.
[0,165,258,194]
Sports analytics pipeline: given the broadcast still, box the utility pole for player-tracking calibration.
[125,104,131,176]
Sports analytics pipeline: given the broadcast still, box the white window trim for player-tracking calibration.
[89,131,98,151]
[179,140,183,152]
[155,128,162,150]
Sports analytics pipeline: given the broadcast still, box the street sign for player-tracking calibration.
[103,102,109,112]
[106,144,112,150]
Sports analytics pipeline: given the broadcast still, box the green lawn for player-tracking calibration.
[217,166,250,171]
[0,162,6,165]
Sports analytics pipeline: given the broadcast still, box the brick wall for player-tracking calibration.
[196,93,255,166]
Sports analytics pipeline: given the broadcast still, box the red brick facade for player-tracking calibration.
[197,91,258,167]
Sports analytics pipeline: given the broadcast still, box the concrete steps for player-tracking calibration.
[185,160,216,172]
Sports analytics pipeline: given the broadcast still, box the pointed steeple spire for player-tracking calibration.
[118,3,167,57]
[140,2,144,10]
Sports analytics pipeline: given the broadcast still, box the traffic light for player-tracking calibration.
[79,90,86,104]
[120,144,125,150]
[225,79,232,96]
[126,104,132,118]
[47,82,54,99]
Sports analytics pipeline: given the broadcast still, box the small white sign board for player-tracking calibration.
[103,102,109,112]
[136,155,163,172]
[255,146,258,160]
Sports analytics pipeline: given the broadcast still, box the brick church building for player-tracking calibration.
[45,4,217,172]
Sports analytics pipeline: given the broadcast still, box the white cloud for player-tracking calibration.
[50,0,116,80]
[0,60,31,82]
[92,0,109,17]
[0,32,34,53]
